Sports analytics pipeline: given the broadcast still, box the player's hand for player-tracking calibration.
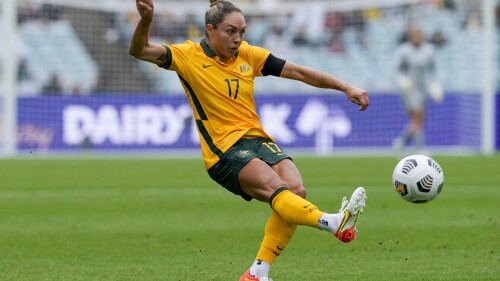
[397,75,412,93]
[429,81,443,103]
[345,86,369,111]
[136,0,154,23]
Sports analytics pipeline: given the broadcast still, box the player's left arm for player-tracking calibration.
[280,61,369,111]
[427,46,443,103]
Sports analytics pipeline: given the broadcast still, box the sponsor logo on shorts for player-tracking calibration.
[238,150,250,157]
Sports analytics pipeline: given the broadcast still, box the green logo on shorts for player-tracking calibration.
[238,150,250,158]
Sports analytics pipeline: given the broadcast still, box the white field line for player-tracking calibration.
[0,187,212,199]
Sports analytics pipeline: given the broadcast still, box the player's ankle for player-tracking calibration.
[317,213,341,233]
[250,259,271,278]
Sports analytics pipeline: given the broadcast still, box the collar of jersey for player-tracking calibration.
[200,38,239,59]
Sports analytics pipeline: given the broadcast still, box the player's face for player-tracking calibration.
[410,29,423,46]
[208,12,246,62]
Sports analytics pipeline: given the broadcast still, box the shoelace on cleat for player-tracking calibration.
[339,197,348,212]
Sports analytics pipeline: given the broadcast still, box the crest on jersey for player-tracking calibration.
[240,64,250,73]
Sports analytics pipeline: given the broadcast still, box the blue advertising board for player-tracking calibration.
[17,93,482,153]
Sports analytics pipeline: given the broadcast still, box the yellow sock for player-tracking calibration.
[256,210,297,264]
[270,188,324,228]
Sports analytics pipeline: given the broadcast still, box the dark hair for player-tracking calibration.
[205,0,242,36]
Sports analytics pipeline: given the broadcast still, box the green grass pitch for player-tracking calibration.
[1,155,499,280]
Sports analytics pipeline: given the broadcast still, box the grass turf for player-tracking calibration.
[0,155,499,280]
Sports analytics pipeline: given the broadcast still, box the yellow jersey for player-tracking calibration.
[161,39,274,170]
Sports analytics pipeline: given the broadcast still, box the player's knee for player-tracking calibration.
[294,187,307,199]
[287,180,307,198]
[269,178,289,192]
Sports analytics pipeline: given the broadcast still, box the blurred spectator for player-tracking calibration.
[443,0,457,11]
[459,0,481,30]
[324,11,346,53]
[42,75,63,95]
[151,12,184,43]
[185,13,203,41]
[262,19,289,54]
[17,2,61,24]
[496,2,500,28]
[398,24,413,44]
[245,14,270,45]
[344,10,368,50]
[104,12,121,44]
[17,3,37,24]
[432,0,457,11]
[363,7,382,21]
[429,30,448,48]
[40,4,62,21]
[289,2,325,46]
[292,25,310,46]
[71,84,84,96]
[17,59,31,82]
[324,7,371,52]
[324,11,344,35]
[329,33,346,55]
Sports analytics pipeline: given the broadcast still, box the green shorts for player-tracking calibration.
[207,137,291,201]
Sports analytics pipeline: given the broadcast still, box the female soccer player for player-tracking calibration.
[393,27,442,153]
[129,1,369,280]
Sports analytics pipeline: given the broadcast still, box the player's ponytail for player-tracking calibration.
[209,0,223,7]
[205,0,241,36]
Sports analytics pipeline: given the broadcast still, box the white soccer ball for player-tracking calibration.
[392,154,444,203]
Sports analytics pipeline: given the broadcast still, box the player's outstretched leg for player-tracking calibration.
[267,186,367,243]
[333,186,367,242]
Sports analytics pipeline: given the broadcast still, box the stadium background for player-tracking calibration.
[1,1,499,280]
[0,0,499,156]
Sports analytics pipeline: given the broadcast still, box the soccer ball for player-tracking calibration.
[392,154,444,203]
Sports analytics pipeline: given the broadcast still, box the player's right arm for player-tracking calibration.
[129,0,167,65]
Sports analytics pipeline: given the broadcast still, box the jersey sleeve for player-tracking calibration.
[247,45,273,77]
[158,41,194,72]
[157,45,173,69]
[261,54,286,77]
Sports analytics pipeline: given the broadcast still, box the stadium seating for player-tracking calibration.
[135,3,490,95]
[18,19,98,95]
[7,1,497,95]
